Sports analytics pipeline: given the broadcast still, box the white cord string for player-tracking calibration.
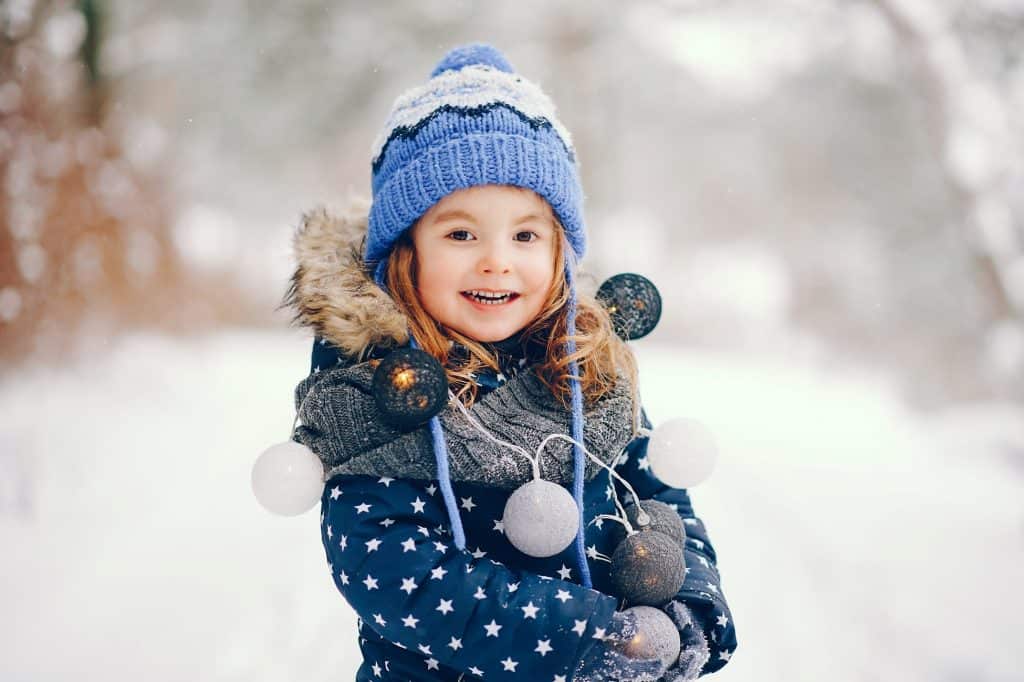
[291,370,328,438]
[447,389,541,478]
[448,390,652,535]
[535,433,631,525]
[590,513,630,530]
[534,433,651,533]
[291,392,312,437]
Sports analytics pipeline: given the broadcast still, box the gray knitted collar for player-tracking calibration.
[295,357,637,491]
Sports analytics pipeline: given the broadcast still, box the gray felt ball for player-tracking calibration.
[596,273,663,340]
[620,605,681,669]
[503,479,580,558]
[610,531,687,607]
[611,499,686,548]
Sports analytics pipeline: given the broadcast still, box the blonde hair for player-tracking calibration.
[382,212,641,427]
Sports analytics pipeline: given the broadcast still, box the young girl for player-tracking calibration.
[285,44,737,681]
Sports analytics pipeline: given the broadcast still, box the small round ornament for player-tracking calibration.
[371,348,449,430]
[619,605,682,670]
[596,273,662,341]
[610,531,687,607]
[252,440,324,516]
[646,418,719,489]
[503,479,580,558]
[610,499,686,548]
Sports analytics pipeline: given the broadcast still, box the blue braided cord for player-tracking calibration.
[564,257,593,589]
[374,264,467,550]
[406,333,467,550]
[426,413,467,550]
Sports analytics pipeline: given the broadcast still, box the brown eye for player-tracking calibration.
[515,231,538,242]
[448,230,473,241]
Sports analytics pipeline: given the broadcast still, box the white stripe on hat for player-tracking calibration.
[370,64,575,162]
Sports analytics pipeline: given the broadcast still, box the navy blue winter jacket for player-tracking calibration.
[306,339,737,681]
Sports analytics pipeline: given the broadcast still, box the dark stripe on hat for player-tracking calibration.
[372,102,575,174]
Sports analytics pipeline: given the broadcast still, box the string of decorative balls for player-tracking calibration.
[252,273,719,668]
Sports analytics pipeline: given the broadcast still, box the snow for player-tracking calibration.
[1,330,1022,681]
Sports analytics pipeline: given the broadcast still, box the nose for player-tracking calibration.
[477,242,512,274]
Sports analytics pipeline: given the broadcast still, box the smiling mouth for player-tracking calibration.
[461,290,521,305]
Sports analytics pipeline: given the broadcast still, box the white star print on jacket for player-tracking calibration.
[321,475,619,681]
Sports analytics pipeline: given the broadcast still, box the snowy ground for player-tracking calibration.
[1,330,1022,681]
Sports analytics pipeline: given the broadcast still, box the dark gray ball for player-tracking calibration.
[371,348,449,430]
[610,499,686,548]
[610,531,687,607]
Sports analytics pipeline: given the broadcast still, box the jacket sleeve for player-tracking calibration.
[611,408,738,676]
[321,474,619,680]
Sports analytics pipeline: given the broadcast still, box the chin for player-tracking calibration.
[458,324,518,343]
[468,330,511,343]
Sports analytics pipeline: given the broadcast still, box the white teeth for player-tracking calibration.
[468,290,513,298]
[465,290,515,304]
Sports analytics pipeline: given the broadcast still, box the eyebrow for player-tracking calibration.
[431,209,552,228]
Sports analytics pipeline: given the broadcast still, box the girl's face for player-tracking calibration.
[411,185,558,343]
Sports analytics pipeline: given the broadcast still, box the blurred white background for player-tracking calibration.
[2,1,1023,680]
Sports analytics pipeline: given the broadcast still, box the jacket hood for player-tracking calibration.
[283,197,409,359]
[282,198,603,358]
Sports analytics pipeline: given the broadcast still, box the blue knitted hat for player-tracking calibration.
[366,43,586,282]
[368,43,594,588]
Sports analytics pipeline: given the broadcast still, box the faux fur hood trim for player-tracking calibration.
[282,197,409,358]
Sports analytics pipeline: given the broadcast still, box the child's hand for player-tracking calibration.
[659,600,711,681]
[572,611,667,682]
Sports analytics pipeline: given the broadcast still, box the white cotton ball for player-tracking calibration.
[646,418,718,488]
[620,605,681,669]
[503,479,579,558]
[251,441,324,516]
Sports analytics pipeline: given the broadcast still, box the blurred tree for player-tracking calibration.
[874,0,1024,398]
[0,0,258,367]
